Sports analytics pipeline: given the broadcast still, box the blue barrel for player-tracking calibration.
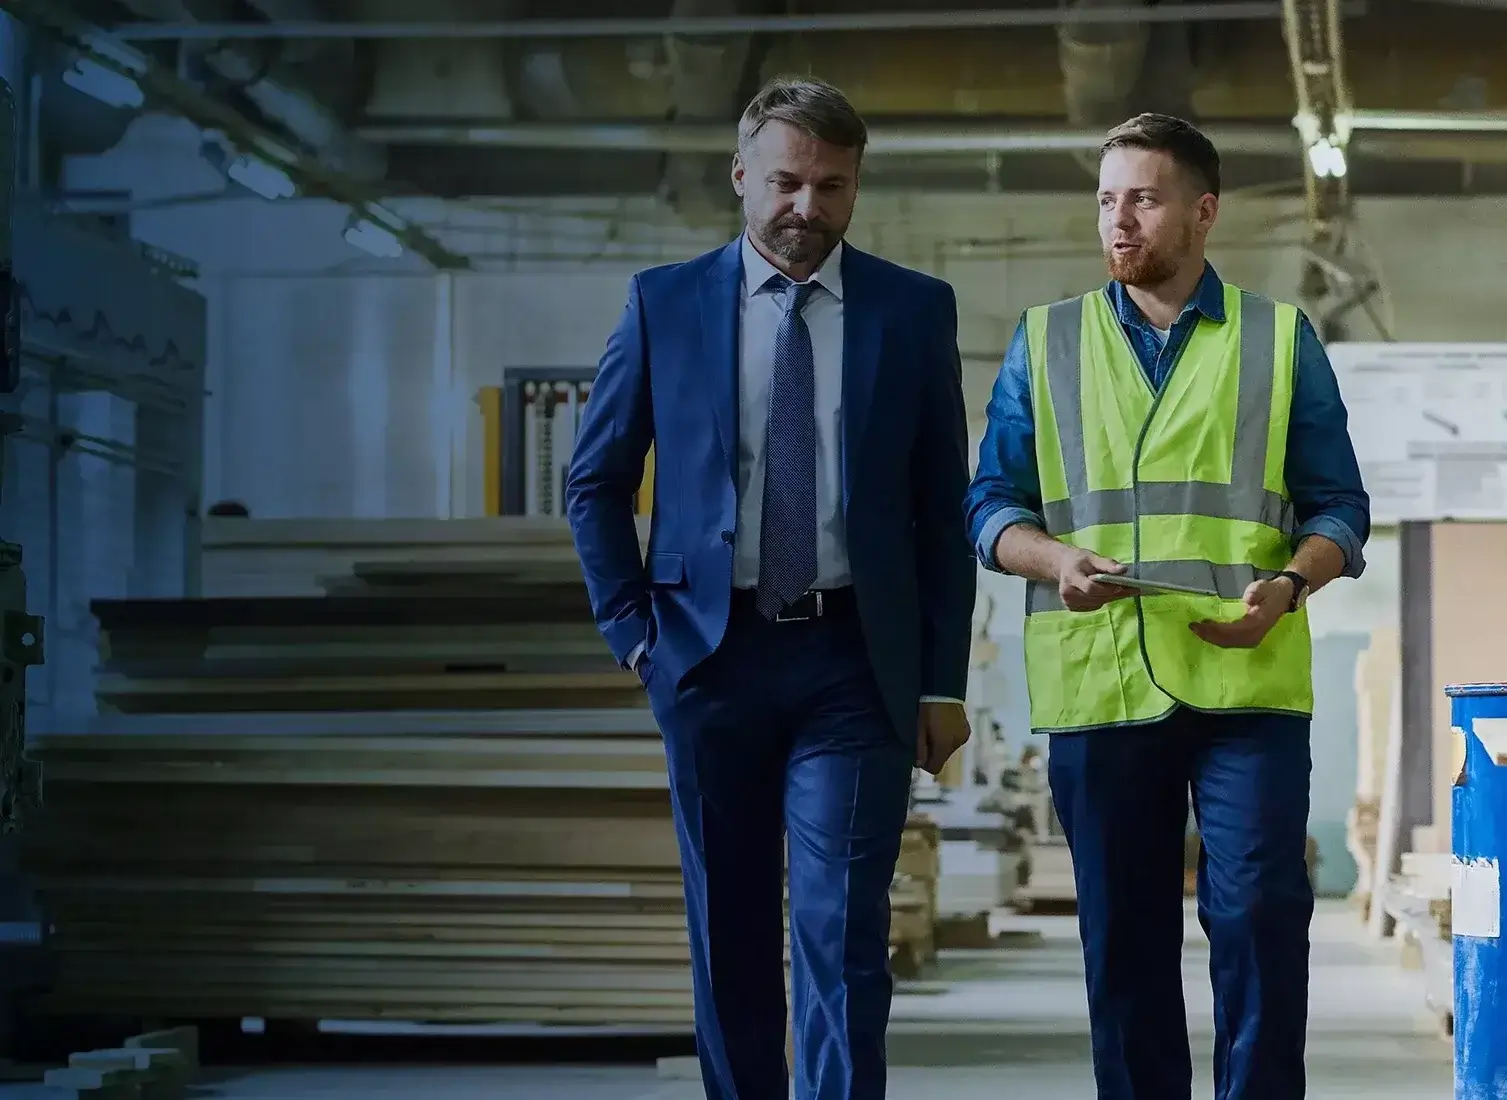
[1450,682,1507,1100]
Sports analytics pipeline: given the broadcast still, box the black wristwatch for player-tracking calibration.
[1275,570,1309,613]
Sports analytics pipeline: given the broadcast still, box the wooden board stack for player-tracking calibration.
[22,518,942,1030]
[889,815,941,977]
[22,709,690,1026]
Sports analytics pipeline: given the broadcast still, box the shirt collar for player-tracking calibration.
[740,232,845,302]
[1107,259,1226,328]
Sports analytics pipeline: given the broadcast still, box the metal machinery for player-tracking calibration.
[0,74,41,839]
[0,67,47,1061]
[0,51,206,1053]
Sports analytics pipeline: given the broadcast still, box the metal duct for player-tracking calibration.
[357,0,757,221]
[658,0,759,227]
[1056,0,1198,174]
[362,0,514,120]
[110,0,385,180]
[1058,0,1151,130]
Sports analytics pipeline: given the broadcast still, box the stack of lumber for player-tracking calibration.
[197,516,641,598]
[90,570,644,717]
[23,518,682,1025]
[22,518,941,1028]
[34,1025,198,1099]
[1382,850,1454,1036]
[21,709,689,1025]
[889,814,940,977]
[1006,747,1078,914]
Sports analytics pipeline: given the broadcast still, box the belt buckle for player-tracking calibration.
[775,591,822,623]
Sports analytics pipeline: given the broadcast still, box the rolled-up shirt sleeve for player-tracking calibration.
[1284,312,1372,578]
[965,316,1046,572]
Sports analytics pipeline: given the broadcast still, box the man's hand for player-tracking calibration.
[1190,577,1291,649]
[1058,548,1137,613]
[916,702,971,776]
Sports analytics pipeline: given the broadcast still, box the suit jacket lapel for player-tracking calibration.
[699,241,742,479]
[840,245,883,510]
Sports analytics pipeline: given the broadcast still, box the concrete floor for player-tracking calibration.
[0,901,1452,1098]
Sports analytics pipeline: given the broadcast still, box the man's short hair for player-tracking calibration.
[737,76,868,160]
[1101,113,1221,197]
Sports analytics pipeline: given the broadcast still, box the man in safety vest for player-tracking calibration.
[965,113,1370,1100]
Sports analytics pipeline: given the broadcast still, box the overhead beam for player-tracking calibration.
[0,0,470,270]
[103,2,1367,40]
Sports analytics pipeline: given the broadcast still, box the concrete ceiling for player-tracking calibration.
[43,0,1507,200]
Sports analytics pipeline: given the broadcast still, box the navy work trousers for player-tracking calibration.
[642,590,914,1100]
[1047,708,1315,1100]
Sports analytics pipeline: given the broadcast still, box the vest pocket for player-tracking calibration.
[1023,607,1138,731]
[1138,597,1313,714]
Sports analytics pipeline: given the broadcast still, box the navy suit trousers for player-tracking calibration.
[642,590,914,1100]
[1047,709,1315,1100]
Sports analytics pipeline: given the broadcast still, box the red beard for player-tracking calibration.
[1106,243,1180,287]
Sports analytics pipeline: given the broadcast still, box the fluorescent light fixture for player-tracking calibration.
[62,57,144,109]
[343,218,405,258]
[78,31,150,75]
[1306,136,1347,179]
[226,154,297,200]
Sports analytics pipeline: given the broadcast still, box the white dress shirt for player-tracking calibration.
[629,234,963,708]
[733,233,850,590]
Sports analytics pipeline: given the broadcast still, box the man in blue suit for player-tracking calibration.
[565,76,977,1100]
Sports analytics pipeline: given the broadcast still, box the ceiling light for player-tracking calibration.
[343,218,404,258]
[62,57,143,109]
[1306,136,1347,179]
[226,154,297,200]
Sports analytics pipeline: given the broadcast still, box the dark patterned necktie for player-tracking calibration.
[756,275,819,620]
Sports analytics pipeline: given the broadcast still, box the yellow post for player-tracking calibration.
[478,386,503,516]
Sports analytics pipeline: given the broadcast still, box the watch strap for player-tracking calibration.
[1275,570,1309,612]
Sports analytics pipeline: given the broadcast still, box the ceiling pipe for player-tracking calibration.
[103,2,1368,40]
[1346,108,1507,132]
[355,120,1306,156]
[357,118,1507,165]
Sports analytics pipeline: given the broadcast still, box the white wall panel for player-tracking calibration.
[212,274,442,518]
[454,270,639,371]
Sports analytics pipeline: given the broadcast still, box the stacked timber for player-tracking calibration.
[1006,746,1078,914]
[22,518,941,1028]
[197,516,623,598]
[22,517,686,1025]
[889,814,941,976]
[22,711,690,1025]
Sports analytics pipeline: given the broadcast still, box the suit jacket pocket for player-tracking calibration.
[645,550,687,587]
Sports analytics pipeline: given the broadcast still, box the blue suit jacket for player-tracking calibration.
[565,238,977,744]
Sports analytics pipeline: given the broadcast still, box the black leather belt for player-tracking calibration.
[734,586,856,622]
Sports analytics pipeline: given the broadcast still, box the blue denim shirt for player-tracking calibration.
[965,262,1371,577]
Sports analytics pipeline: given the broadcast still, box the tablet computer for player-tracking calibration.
[1090,573,1220,598]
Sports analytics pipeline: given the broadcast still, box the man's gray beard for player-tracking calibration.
[753,219,836,265]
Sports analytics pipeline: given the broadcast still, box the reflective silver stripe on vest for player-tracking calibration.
[1041,289,1284,538]
[1041,481,1295,538]
[1043,295,1089,502]
[1025,561,1281,615]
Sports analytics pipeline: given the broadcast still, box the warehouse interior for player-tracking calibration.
[0,0,1503,1095]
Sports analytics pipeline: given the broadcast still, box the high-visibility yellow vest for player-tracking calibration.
[1021,282,1314,733]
